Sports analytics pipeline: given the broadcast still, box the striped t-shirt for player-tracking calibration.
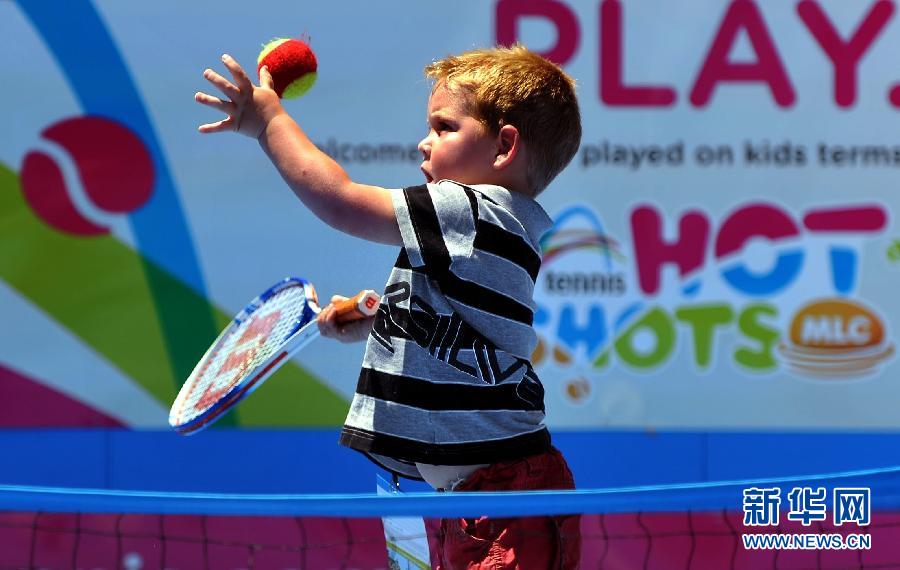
[339,180,553,479]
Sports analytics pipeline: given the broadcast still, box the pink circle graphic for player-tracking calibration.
[21,116,155,236]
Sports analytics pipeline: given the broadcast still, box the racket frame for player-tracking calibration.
[169,277,320,435]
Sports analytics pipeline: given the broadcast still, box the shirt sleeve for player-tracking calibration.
[390,181,477,274]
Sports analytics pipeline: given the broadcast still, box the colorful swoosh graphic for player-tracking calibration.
[0,161,346,426]
[2,0,349,427]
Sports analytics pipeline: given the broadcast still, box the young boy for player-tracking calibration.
[196,44,582,569]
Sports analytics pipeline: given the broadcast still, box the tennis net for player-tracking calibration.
[2,464,900,569]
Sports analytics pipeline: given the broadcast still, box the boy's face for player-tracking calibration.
[418,84,498,186]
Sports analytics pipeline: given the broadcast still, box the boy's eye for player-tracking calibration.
[435,121,452,133]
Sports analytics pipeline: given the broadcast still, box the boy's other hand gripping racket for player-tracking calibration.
[169,278,379,435]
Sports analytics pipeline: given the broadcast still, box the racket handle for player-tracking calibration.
[332,290,380,321]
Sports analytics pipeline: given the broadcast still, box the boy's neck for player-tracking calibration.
[487,166,533,198]
[495,142,534,198]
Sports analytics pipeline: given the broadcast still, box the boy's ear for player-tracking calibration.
[493,124,522,170]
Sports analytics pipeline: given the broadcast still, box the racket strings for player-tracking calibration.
[173,285,313,424]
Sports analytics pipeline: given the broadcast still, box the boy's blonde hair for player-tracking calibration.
[425,45,581,196]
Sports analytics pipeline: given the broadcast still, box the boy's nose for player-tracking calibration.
[417,137,430,158]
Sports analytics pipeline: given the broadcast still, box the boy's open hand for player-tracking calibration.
[317,295,376,344]
[195,54,284,139]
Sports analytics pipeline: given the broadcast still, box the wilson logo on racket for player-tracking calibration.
[194,310,283,410]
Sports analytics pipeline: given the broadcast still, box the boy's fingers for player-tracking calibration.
[259,66,275,90]
[198,117,235,134]
[203,68,239,101]
[318,310,373,343]
[316,307,341,336]
[194,91,235,114]
[221,54,254,93]
[330,295,349,304]
[317,303,338,324]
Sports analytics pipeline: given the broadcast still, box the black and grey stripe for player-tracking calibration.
[403,185,535,325]
[340,182,554,476]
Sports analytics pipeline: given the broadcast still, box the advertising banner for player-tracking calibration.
[1,0,897,430]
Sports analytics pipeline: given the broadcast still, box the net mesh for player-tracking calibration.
[171,283,312,428]
[3,510,899,569]
[0,512,386,570]
[2,465,900,570]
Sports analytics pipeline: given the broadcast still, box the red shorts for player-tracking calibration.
[429,446,581,570]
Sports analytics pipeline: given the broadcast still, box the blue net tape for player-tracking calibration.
[2,464,899,517]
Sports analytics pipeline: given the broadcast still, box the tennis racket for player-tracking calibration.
[169,277,379,435]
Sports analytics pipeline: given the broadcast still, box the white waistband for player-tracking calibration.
[415,462,490,491]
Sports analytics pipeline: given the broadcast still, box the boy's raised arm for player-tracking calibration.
[195,54,401,245]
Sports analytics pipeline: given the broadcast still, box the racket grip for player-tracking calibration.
[331,290,380,322]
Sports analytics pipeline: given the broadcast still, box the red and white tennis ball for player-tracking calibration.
[257,38,318,99]
[20,116,155,236]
